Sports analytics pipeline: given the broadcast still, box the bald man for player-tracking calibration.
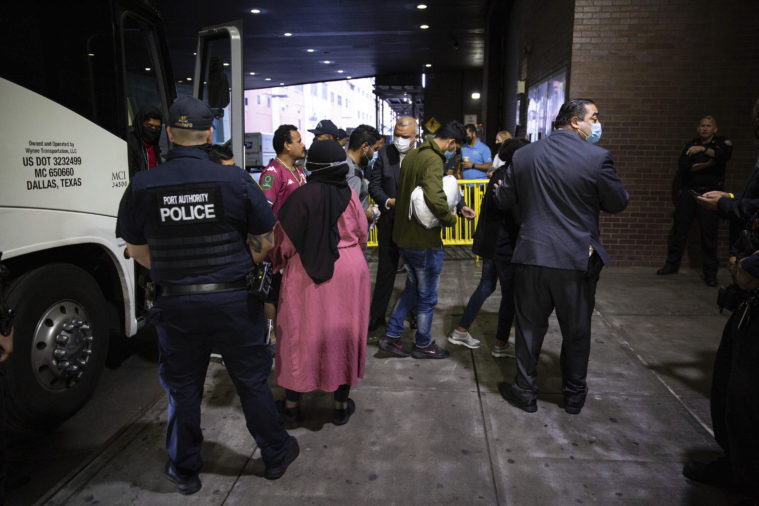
[368,116,419,332]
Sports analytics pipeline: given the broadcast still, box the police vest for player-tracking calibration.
[146,181,248,280]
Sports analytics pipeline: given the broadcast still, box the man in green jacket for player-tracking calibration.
[378,121,468,359]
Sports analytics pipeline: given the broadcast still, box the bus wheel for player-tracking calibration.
[4,264,109,431]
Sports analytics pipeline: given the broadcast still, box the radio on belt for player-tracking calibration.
[246,261,273,301]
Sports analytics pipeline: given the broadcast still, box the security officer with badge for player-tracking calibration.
[116,97,298,495]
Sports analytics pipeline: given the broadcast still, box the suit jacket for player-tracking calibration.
[369,144,401,218]
[494,129,629,270]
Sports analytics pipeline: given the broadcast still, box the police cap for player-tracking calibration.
[169,97,214,130]
[308,119,340,137]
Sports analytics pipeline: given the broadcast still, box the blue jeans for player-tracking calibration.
[386,246,444,348]
[458,258,515,342]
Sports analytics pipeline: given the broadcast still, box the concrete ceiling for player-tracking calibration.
[156,0,490,90]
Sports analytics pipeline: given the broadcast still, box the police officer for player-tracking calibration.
[116,97,298,495]
[683,247,759,500]
[657,115,733,286]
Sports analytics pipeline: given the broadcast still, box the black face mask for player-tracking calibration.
[143,127,161,144]
[466,136,474,143]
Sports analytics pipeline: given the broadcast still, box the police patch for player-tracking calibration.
[261,174,274,190]
[154,184,223,226]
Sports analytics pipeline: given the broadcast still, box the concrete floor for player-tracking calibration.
[39,259,732,505]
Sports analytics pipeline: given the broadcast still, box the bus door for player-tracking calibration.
[119,8,172,325]
[193,21,245,168]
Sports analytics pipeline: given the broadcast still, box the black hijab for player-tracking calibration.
[277,140,352,284]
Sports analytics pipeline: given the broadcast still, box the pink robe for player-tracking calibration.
[272,193,370,392]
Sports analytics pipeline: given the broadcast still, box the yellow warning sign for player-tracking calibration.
[424,117,441,133]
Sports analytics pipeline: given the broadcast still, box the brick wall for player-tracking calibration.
[570,0,759,267]
[518,0,574,87]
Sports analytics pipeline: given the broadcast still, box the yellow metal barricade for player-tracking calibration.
[366,179,488,248]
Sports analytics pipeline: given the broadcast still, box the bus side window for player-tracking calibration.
[0,3,120,138]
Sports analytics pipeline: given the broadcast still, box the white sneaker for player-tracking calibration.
[491,343,515,358]
[447,330,481,349]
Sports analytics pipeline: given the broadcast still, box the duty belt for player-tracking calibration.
[157,279,247,297]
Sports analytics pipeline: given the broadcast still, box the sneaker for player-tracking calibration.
[378,336,410,357]
[164,460,202,495]
[332,398,356,426]
[447,329,481,349]
[264,436,300,480]
[411,340,450,359]
[491,343,515,358]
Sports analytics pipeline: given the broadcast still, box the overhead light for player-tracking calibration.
[249,72,256,75]
[250,8,261,14]
[88,53,95,57]
[306,48,315,53]
[346,76,352,80]
[322,60,331,64]
[471,92,481,100]
[337,70,344,74]
[283,32,292,37]
[280,82,284,86]
[192,52,197,56]
[186,77,192,81]
[420,24,429,30]
[417,3,427,9]
[223,62,230,66]
[144,67,151,71]
[265,77,271,81]
[425,63,432,68]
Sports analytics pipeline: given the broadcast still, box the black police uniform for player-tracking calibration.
[702,252,759,495]
[663,135,733,279]
[116,144,292,480]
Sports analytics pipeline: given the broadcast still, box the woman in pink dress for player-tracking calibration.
[271,140,370,426]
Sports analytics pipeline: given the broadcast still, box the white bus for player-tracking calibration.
[0,1,244,429]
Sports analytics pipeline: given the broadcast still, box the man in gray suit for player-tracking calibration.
[494,98,629,415]
[367,116,419,331]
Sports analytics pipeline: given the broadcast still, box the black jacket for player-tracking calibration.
[718,157,759,227]
[127,105,163,177]
[369,144,401,217]
[678,135,733,190]
[472,166,519,261]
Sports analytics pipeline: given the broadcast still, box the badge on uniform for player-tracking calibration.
[154,184,224,226]
[261,174,274,190]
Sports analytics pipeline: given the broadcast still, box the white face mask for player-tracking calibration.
[393,136,414,153]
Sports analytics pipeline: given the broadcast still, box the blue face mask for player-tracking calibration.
[444,150,455,160]
[370,151,378,164]
[582,122,602,144]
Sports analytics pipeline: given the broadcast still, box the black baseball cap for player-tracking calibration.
[337,128,347,140]
[169,96,214,130]
[308,119,340,137]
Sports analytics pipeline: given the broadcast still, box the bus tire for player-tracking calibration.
[4,263,109,430]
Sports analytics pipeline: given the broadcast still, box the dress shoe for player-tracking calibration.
[164,460,202,495]
[368,317,386,332]
[498,382,537,413]
[564,401,584,415]
[265,436,300,480]
[656,264,678,275]
[705,275,717,287]
[682,457,732,488]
